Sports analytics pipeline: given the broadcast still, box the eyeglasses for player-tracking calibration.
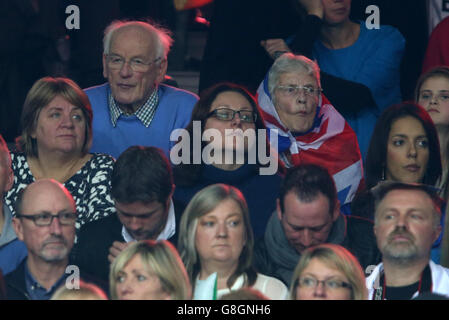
[296,276,352,291]
[16,212,77,226]
[418,91,449,103]
[105,54,162,72]
[276,85,322,98]
[207,107,258,123]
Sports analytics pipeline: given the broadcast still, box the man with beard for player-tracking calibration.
[72,146,177,283]
[4,179,95,299]
[367,181,449,300]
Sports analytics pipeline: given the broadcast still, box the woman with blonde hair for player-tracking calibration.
[178,183,288,300]
[289,244,367,300]
[110,240,191,300]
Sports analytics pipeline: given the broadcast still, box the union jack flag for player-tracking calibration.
[257,76,364,209]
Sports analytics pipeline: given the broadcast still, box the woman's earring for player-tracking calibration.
[381,166,386,181]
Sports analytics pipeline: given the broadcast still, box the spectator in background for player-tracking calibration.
[257,54,363,213]
[0,135,27,275]
[73,146,178,284]
[423,17,449,72]
[5,179,104,300]
[4,77,115,235]
[84,20,198,159]
[254,164,380,287]
[109,240,191,300]
[262,0,405,158]
[356,102,444,263]
[415,66,449,200]
[173,82,283,239]
[289,244,367,300]
[367,182,449,300]
[364,103,442,191]
[178,184,288,300]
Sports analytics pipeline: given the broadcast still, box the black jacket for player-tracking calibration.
[4,259,107,300]
[72,213,179,284]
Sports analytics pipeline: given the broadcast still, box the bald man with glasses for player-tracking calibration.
[5,179,103,300]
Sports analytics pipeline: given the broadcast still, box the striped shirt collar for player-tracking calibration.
[108,86,159,127]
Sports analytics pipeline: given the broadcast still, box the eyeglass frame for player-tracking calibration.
[15,212,78,227]
[105,54,162,72]
[206,107,258,123]
[295,276,352,291]
[275,85,323,97]
[418,90,449,103]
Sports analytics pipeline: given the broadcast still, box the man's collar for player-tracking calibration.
[108,86,159,127]
[121,198,176,242]
[24,259,68,296]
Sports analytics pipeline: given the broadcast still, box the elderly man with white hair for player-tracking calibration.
[85,20,198,159]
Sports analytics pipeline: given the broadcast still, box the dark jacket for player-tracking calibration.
[253,212,381,286]
[72,212,179,284]
[4,259,107,300]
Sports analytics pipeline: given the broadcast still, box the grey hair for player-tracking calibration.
[268,53,321,102]
[103,20,173,59]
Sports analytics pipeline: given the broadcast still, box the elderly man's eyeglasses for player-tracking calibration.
[276,85,322,98]
[106,54,162,72]
[296,276,352,291]
[16,212,77,226]
[419,90,449,103]
[207,107,258,123]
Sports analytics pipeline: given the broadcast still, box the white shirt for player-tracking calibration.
[366,260,449,299]
[121,198,176,242]
[194,273,289,300]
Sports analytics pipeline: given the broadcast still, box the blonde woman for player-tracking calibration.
[110,240,191,300]
[178,183,288,300]
[289,244,367,300]
[51,281,108,300]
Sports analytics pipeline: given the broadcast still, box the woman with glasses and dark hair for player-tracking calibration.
[4,77,115,233]
[289,244,367,300]
[172,82,284,239]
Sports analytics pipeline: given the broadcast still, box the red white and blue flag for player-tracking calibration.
[257,76,364,208]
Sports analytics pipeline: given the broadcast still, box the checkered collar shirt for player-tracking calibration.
[108,86,159,127]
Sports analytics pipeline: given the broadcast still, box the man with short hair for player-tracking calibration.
[254,164,380,286]
[73,146,178,282]
[366,181,449,299]
[85,20,198,159]
[4,179,95,299]
[0,134,27,275]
